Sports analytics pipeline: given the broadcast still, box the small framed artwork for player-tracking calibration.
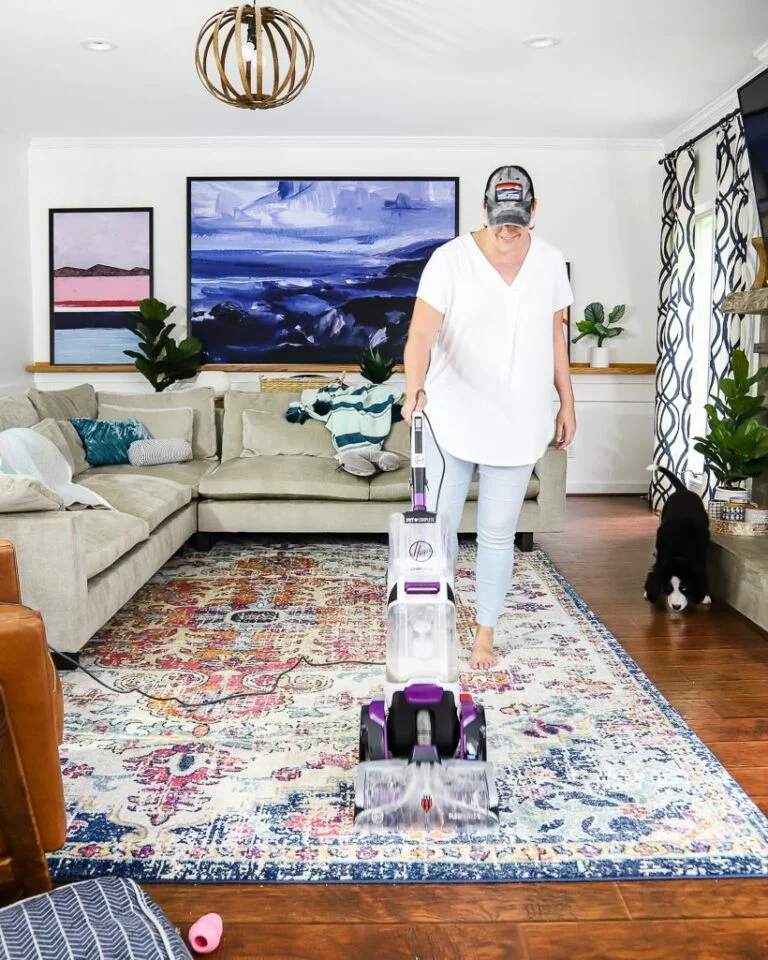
[562,261,572,361]
[49,207,153,364]
[187,177,459,367]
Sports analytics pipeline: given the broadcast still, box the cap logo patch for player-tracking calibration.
[495,180,523,202]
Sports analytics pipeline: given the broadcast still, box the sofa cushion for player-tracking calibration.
[0,475,64,513]
[78,510,149,579]
[26,384,97,421]
[0,395,39,431]
[57,420,90,476]
[75,459,217,496]
[30,419,76,473]
[222,390,301,461]
[240,406,332,458]
[199,455,369,501]
[369,466,540,502]
[99,403,195,444]
[77,474,192,532]
[98,388,217,460]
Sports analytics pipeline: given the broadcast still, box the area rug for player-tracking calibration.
[50,539,768,883]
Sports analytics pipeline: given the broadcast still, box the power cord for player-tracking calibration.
[51,648,385,709]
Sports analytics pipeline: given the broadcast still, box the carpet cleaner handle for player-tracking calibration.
[411,411,426,511]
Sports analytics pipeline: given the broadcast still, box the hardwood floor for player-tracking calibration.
[4,496,767,957]
[138,496,768,959]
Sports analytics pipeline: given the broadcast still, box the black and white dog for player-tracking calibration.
[644,466,711,612]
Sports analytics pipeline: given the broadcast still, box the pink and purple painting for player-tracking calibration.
[50,208,153,364]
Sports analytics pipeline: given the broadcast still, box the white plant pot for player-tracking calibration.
[589,346,610,368]
[195,370,231,398]
[715,486,749,503]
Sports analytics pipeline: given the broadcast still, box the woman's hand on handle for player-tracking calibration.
[402,389,427,426]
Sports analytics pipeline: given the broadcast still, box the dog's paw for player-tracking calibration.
[701,594,712,606]
[643,590,648,600]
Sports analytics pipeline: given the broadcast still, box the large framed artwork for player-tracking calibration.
[49,208,153,365]
[187,177,459,366]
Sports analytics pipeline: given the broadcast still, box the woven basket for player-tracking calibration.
[710,518,768,537]
[259,372,346,393]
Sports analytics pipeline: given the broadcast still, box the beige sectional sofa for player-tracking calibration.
[0,383,566,655]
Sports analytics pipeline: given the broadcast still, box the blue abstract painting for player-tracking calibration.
[187,178,458,365]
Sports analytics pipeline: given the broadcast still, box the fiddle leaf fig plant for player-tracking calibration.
[693,349,768,489]
[124,297,203,393]
[572,302,626,347]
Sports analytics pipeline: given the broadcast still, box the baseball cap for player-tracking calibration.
[484,166,534,228]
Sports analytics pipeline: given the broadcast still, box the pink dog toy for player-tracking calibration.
[188,913,223,954]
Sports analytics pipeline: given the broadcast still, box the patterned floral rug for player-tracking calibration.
[51,538,768,883]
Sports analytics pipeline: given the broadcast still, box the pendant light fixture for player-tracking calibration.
[195,4,314,110]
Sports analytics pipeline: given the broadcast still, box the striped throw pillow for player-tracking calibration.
[128,438,193,466]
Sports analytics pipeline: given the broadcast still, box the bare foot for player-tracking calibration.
[470,626,497,669]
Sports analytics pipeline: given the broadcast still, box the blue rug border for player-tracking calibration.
[50,543,768,885]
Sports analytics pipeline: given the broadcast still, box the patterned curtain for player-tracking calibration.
[706,115,756,492]
[651,147,696,510]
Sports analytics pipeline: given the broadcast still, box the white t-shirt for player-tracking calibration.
[416,232,573,467]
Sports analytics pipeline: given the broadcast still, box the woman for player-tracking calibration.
[402,165,575,669]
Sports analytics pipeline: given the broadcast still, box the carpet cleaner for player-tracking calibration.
[354,411,500,832]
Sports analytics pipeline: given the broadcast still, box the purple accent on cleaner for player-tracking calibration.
[412,491,426,510]
[404,581,440,594]
[368,700,388,758]
[404,684,444,705]
[459,698,479,760]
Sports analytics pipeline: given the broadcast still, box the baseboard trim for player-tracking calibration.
[567,484,649,495]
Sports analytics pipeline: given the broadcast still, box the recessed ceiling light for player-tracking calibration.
[81,38,117,52]
[523,35,560,49]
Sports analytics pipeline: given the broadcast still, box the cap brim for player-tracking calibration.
[488,204,532,228]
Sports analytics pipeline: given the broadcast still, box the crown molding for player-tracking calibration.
[663,60,767,153]
[754,39,768,64]
[28,134,662,152]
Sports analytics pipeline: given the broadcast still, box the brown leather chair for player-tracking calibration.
[0,540,66,898]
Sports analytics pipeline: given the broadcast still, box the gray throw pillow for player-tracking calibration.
[0,475,64,513]
[128,439,193,466]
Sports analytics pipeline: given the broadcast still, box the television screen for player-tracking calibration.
[739,66,768,245]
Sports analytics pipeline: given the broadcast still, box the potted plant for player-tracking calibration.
[572,302,626,368]
[124,298,203,393]
[693,349,768,501]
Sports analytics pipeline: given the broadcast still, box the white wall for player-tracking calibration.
[27,136,661,493]
[0,137,32,394]
[28,136,662,364]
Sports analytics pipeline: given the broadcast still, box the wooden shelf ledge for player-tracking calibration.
[27,362,656,375]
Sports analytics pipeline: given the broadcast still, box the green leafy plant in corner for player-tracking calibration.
[572,302,626,347]
[124,298,203,392]
[359,344,395,384]
[693,348,768,489]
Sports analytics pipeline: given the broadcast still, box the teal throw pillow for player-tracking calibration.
[71,417,151,467]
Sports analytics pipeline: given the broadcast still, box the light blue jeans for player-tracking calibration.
[424,430,534,627]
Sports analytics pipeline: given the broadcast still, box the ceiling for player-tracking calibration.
[3,0,767,140]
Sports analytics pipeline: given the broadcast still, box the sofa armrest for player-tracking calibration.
[0,513,88,653]
[533,446,567,532]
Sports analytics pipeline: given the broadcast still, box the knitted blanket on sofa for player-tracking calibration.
[286,382,403,454]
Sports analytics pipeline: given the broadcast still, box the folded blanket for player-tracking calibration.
[287,383,403,456]
[0,428,111,509]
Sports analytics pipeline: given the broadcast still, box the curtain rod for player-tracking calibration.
[658,107,741,165]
